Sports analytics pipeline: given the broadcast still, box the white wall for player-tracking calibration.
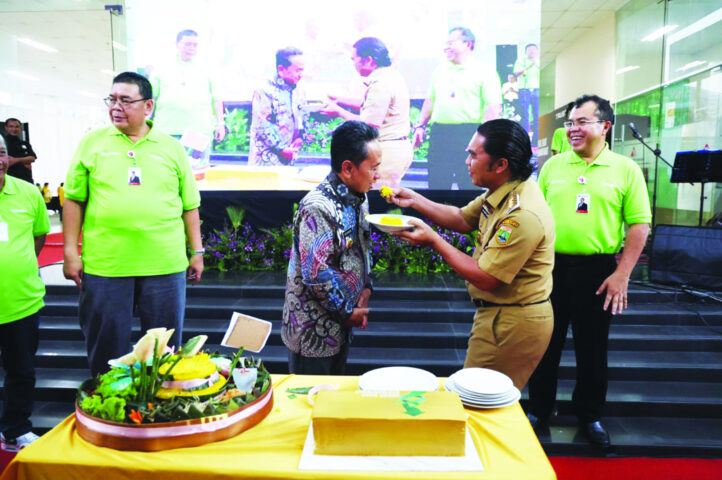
[0,100,107,190]
[554,12,616,107]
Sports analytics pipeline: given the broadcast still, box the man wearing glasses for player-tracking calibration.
[62,72,204,377]
[527,94,651,449]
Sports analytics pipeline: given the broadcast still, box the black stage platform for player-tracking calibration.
[5,268,722,458]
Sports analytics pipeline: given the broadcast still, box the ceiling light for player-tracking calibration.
[7,70,39,81]
[76,90,101,99]
[677,60,707,72]
[16,37,57,53]
[112,41,127,52]
[616,66,640,75]
[641,25,678,42]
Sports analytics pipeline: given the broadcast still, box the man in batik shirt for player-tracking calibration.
[248,47,309,166]
[282,121,380,374]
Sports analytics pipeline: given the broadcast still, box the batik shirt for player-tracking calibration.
[248,76,309,166]
[282,172,372,357]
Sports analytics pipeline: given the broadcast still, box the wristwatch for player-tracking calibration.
[192,249,206,255]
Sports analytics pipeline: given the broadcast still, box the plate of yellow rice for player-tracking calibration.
[366,214,417,233]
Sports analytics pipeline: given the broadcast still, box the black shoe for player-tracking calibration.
[582,421,611,448]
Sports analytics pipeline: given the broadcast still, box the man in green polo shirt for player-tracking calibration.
[0,135,49,452]
[527,94,651,449]
[150,30,225,176]
[412,27,502,189]
[63,72,205,376]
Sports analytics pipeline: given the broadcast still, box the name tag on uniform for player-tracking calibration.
[128,167,142,186]
[0,222,8,242]
[576,193,590,214]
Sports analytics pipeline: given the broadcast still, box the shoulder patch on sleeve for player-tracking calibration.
[501,218,519,227]
[495,225,513,246]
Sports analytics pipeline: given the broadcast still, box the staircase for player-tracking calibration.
[3,269,722,457]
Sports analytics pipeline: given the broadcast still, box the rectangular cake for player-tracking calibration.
[311,390,466,456]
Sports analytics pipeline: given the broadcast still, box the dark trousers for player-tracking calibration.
[527,253,616,423]
[79,272,186,377]
[519,88,540,144]
[0,313,39,438]
[288,339,350,375]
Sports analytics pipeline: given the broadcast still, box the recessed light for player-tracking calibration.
[16,37,57,53]
[616,66,640,75]
[677,60,707,72]
[641,25,678,42]
[7,70,39,81]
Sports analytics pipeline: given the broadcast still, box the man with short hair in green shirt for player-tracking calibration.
[412,27,502,189]
[0,135,49,452]
[527,94,651,449]
[63,72,205,376]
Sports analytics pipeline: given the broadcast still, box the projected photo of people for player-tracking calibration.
[125,0,540,191]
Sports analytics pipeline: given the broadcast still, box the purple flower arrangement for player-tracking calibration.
[203,215,475,274]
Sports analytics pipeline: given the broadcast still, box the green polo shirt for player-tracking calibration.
[550,127,572,153]
[428,60,501,124]
[513,56,539,89]
[151,57,216,137]
[0,175,50,324]
[64,122,201,277]
[538,144,651,255]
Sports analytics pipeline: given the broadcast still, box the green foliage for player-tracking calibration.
[81,395,127,422]
[216,107,250,152]
[302,117,344,154]
[226,205,246,231]
[409,105,429,160]
[203,203,477,274]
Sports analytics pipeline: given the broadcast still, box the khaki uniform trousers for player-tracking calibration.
[464,302,553,390]
[374,139,413,189]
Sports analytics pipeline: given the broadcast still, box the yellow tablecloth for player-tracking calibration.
[1,374,555,480]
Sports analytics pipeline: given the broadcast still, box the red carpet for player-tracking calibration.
[38,232,78,267]
[3,452,721,477]
[549,456,722,480]
[0,450,16,475]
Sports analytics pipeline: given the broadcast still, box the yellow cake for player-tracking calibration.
[311,390,466,456]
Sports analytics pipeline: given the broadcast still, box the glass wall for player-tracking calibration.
[614,0,722,226]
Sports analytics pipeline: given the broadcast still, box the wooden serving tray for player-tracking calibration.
[75,378,274,451]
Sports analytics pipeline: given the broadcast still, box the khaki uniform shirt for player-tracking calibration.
[460,178,555,304]
[360,66,410,141]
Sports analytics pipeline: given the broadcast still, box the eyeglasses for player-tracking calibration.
[563,120,605,128]
[103,97,148,107]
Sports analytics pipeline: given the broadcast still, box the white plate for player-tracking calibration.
[444,378,515,401]
[459,388,521,409]
[366,214,416,233]
[449,368,514,396]
[358,366,439,392]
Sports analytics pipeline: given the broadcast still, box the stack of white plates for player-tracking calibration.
[444,368,520,408]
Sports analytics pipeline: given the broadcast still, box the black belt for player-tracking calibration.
[472,298,549,308]
[379,136,409,142]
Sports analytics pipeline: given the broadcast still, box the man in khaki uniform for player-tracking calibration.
[386,119,554,388]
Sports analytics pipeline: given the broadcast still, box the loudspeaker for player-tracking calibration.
[427,123,478,190]
[648,225,722,289]
[496,44,517,80]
